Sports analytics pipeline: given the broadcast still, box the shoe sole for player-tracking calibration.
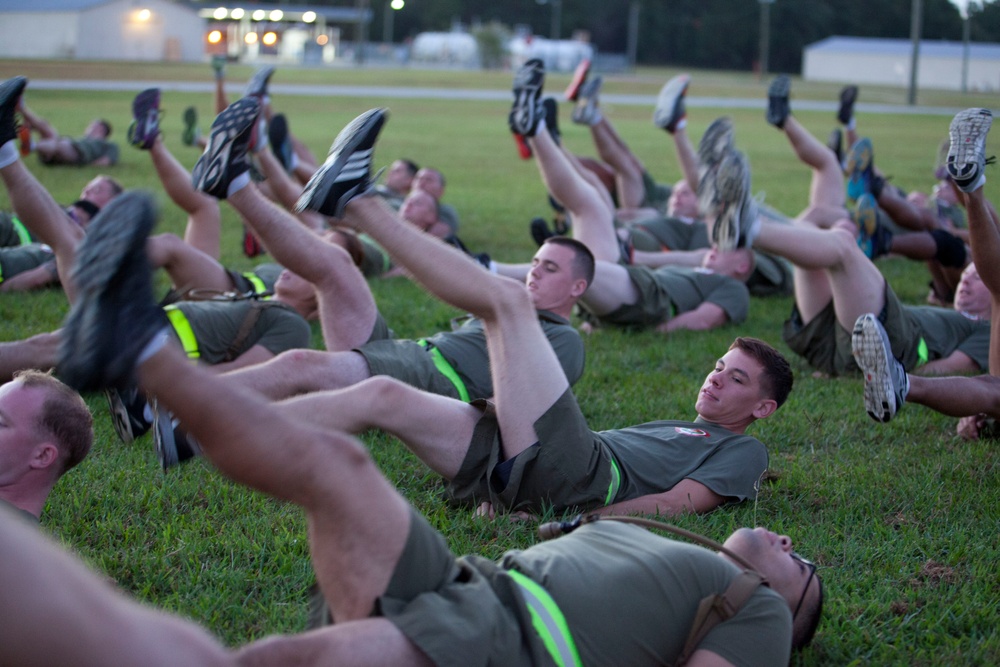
[511,60,545,136]
[105,388,137,444]
[294,108,387,217]
[192,97,260,198]
[0,76,28,143]
[712,151,751,251]
[838,86,858,125]
[845,137,873,200]
[129,88,160,149]
[182,106,198,146]
[852,314,897,423]
[152,398,179,470]
[947,108,993,189]
[766,76,791,127]
[653,74,690,130]
[563,59,591,101]
[71,191,157,295]
[246,66,276,98]
[570,76,602,126]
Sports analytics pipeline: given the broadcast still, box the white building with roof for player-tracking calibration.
[0,0,204,61]
[804,36,1000,91]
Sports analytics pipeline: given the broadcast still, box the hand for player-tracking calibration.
[579,321,594,335]
[956,414,987,440]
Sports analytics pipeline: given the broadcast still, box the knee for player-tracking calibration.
[486,275,536,320]
[357,375,416,407]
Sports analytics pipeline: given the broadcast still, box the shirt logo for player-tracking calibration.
[674,427,709,437]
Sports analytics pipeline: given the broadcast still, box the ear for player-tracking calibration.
[571,277,589,298]
[752,398,778,420]
[30,442,60,471]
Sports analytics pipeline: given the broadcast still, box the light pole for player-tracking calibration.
[758,0,775,78]
[383,0,403,44]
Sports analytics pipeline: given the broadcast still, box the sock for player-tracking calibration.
[227,170,251,197]
[846,118,856,131]
[588,109,603,127]
[137,327,171,365]
[0,140,18,169]
[673,118,687,133]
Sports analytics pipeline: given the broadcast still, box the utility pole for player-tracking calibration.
[907,0,923,105]
[758,0,775,78]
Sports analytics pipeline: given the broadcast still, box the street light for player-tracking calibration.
[383,0,403,44]
[758,0,775,78]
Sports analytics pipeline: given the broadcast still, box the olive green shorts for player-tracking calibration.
[357,338,462,399]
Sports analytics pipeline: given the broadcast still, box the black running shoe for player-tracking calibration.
[294,108,388,218]
[191,96,260,199]
[530,217,554,247]
[837,85,858,126]
[509,58,545,137]
[105,384,151,443]
[153,398,202,471]
[127,88,161,150]
[542,97,561,145]
[653,73,690,133]
[245,65,276,99]
[766,75,791,129]
[827,128,843,166]
[57,191,169,392]
[269,112,294,171]
[181,106,200,146]
[0,76,28,147]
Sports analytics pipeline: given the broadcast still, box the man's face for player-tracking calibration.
[0,381,45,486]
[274,269,317,318]
[667,180,698,219]
[694,347,769,425]
[399,190,438,231]
[526,242,584,311]
[932,179,959,206]
[954,263,990,317]
[701,246,751,279]
[385,160,415,194]
[723,526,820,617]
[413,169,444,200]
[84,120,108,139]
[80,176,116,208]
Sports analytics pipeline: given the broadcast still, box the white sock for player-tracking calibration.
[846,118,856,131]
[226,170,251,198]
[673,118,687,132]
[588,109,603,127]
[0,140,18,169]
[137,327,171,365]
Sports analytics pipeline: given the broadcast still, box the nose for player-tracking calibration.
[778,534,792,552]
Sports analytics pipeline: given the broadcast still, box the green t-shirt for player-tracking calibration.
[438,202,460,234]
[908,305,991,370]
[499,521,791,666]
[428,310,584,400]
[599,418,768,502]
[0,244,54,284]
[170,300,310,365]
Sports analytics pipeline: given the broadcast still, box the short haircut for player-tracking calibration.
[14,370,93,476]
[399,158,419,176]
[96,119,112,138]
[792,575,824,650]
[101,175,124,197]
[729,337,792,408]
[543,236,595,288]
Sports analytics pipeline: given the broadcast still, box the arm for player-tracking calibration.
[914,350,978,376]
[591,479,726,517]
[0,261,58,292]
[657,302,727,333]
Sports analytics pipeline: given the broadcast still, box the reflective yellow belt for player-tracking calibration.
[417,340,470,402]
[917,337,929,365]
[11,216,32,246]
[241,271,269,297]
[605,458,621,505]
[164,306,200,359]
[507,570,583,667]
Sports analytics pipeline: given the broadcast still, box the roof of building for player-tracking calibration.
[807,36,1000,59]
[0,0,366,21]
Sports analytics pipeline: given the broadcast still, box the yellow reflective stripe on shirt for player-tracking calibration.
[10,217,32,246]
[507,569,584,667]
[417,339,470,402]
[604,458,621,505]
[917,337,929,365]
[164,306,200,359]
[241,271,269,297]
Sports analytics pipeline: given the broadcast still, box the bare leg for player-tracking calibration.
[220,348,372,400]
[672,125,700,193]
[0,331,60,382]
[139,344,413,623]
[783,116,848,227]
[0,157,83,301]
[961,187,1000,372]
[227,184,377,351]
[877,187,940,233]
[0,506,232,667]
[590,117,646,208]
[145,233,235,293]
[908,373,1000,418]
[255,148,326,231]
[148,136,222,258]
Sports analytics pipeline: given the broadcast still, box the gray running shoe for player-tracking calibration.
[696,116,735,214]
[837,85,858,126]
[571,75,602,126]
[947,108,993,192]
[766,75,791,129]
[653,73,690,133]
[245,65,275,98]
[509,58,545,136]
[710,149,756,251]
[852,313,909,423]
[105,385,151,443]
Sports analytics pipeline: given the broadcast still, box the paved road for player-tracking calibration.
[28,79,965,117]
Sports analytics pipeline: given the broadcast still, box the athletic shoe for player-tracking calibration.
[245,65,275,99]
[696,117,735,216]
[191,96,260,199]
[530,217,554,247]
[211,55,226,78]
[571,75,602,126]
[105,384,151,443]
[543,97,561,145]
[946,108,994,193]
[653,73,690,133]
[248,111,269,154]
[509,58,545,137]
[243,224,266,258]
[855,193,892,260]
[127,87,161,150]
[827,128,843,166]
[268,112,294,171]
[17,122,30,156]
[294,107,388,218]
[0,76,28,147]
[852,313,909,423]
[57,191,168,392]
[845,137,874,201]
[710,150,757,251]
[837,85,858,126]
[181,106,200,146]
[564,58,591,101]
[765,75,791,129]
[152,399,202,471]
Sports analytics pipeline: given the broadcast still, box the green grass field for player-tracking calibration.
[1,60,998,664]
